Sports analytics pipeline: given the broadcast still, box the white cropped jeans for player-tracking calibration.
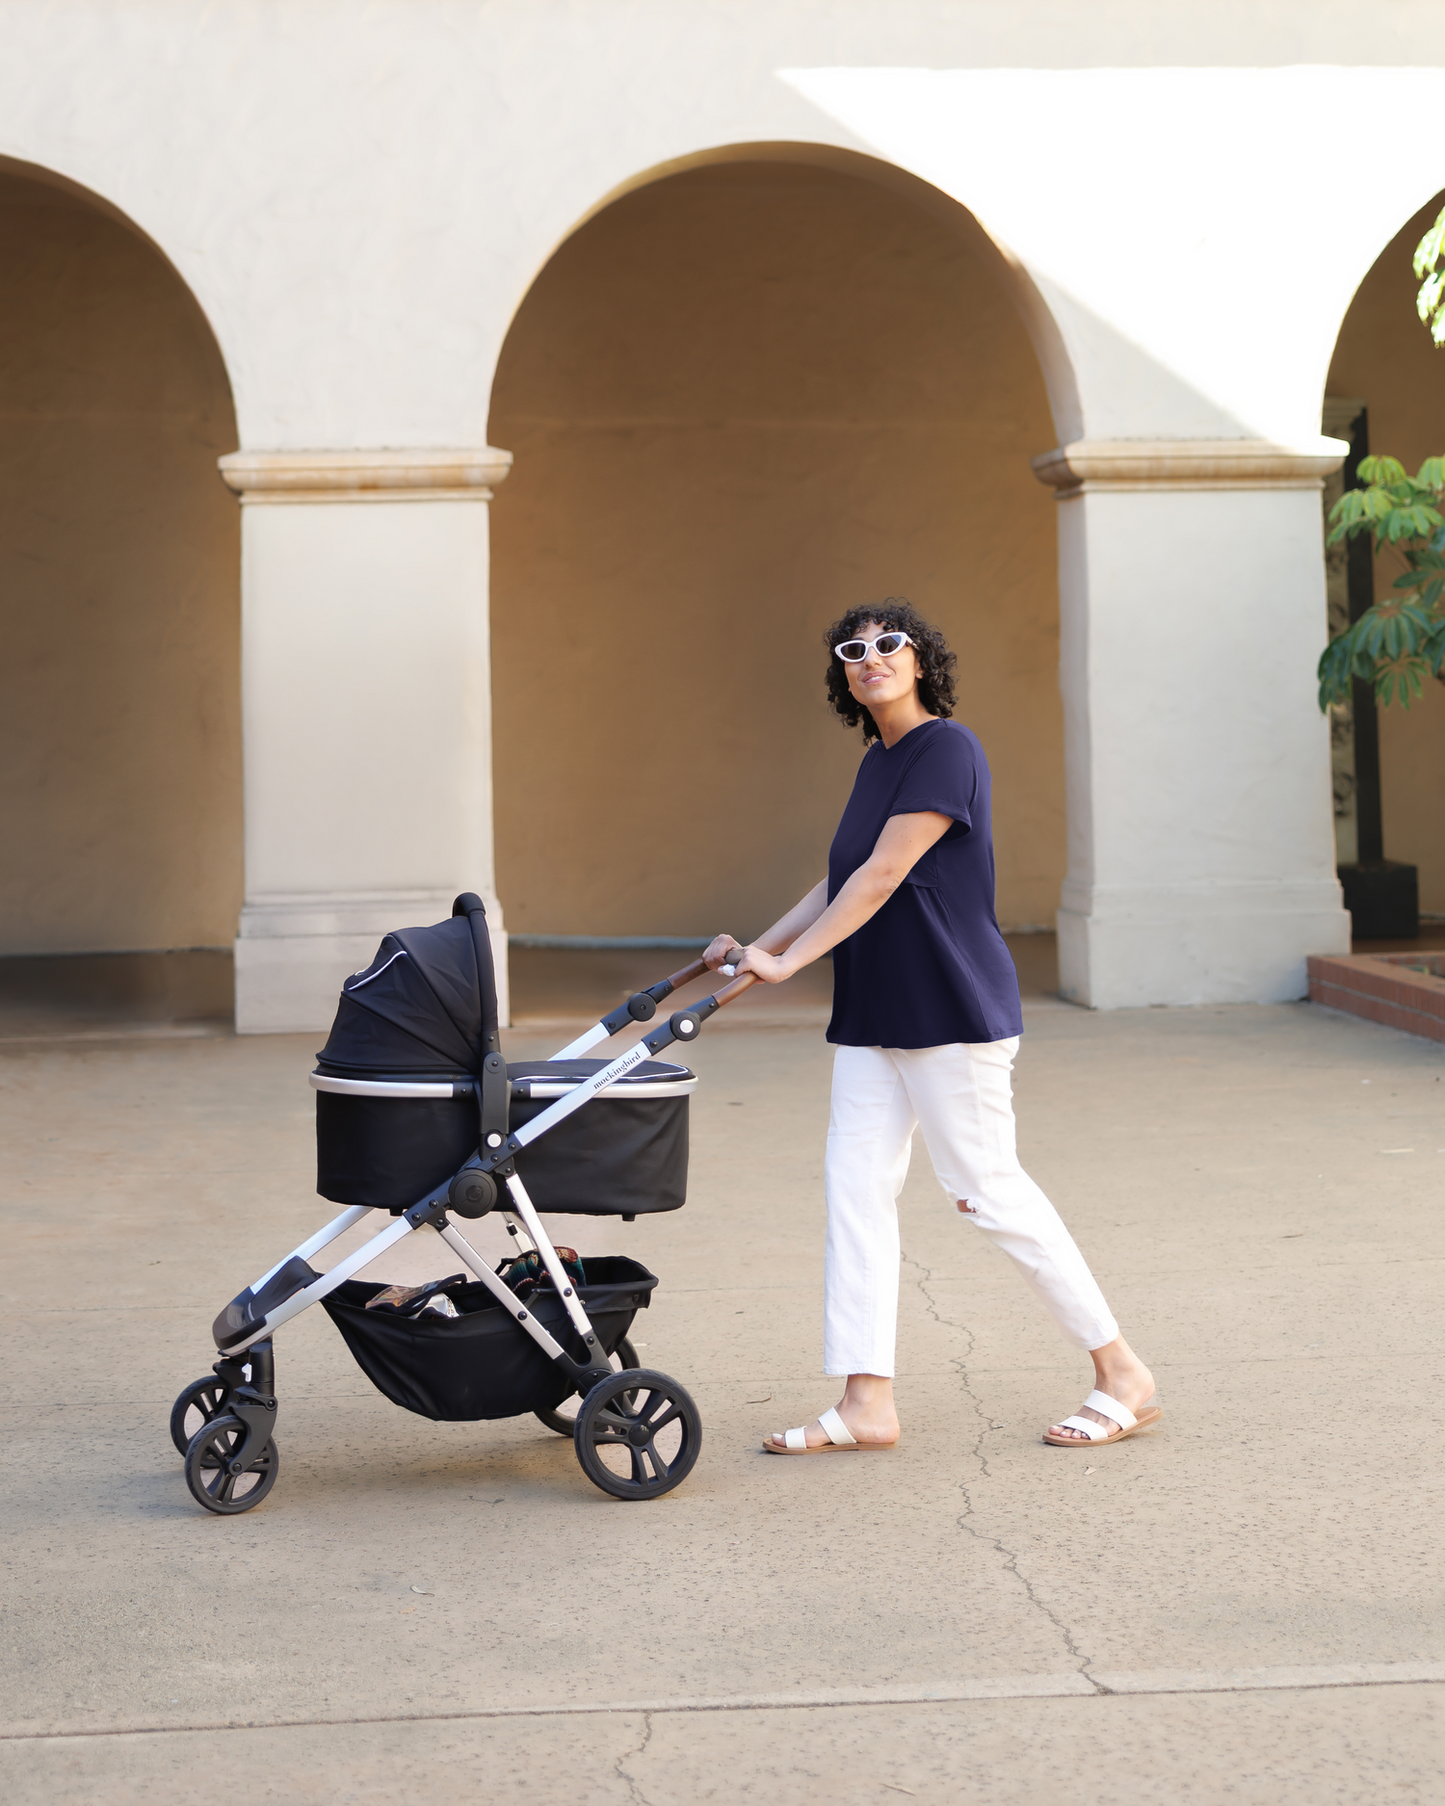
[823,1039,1119,1377]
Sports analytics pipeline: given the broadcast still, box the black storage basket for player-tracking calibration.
[321,1256,658,1421]
[315,1059,692,1216]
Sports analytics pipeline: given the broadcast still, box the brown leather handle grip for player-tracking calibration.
[712,969,759,1007]
[662,956,709,990]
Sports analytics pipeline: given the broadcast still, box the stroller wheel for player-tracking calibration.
[169,1377,233,1457]
[184,1415,280,1516]
[574,1368,701,1501]
[534,1336,640,1436]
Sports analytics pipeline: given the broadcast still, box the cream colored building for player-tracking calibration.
[3,3,1444,1029]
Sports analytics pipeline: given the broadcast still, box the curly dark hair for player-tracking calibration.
[823,598,957,742]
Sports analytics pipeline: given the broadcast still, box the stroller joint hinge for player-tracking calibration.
[557,1352,615,1394]
[404,1195,450,1231]
[601,990,659,1034]
[480,1050,511,1146]
[644,995,718,1054]
[478,1137,521,1176]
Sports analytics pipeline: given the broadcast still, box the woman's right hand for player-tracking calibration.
[703,933,744,971]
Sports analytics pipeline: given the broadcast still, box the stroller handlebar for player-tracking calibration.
[661,956,709,990]
[549,954,714,1059]
[493,956,764,1175]
[546,951,759,1065]
[710,967,759,1006]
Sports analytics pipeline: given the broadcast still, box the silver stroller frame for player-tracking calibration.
[173,952,755,1510]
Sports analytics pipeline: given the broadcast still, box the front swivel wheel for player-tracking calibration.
[184,1415,279,1515]
[573,1368,701,1501]
[170,1376,232,1457]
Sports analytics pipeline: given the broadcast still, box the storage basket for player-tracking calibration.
[321,1256,659,1420]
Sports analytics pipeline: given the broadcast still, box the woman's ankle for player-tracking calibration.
[841,1373,895,1410]
[1089,1337,1152,1400]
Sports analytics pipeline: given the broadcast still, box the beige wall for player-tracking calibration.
[0,171,241,955]
[488,162,1062,938]
[1328,196,1445,915]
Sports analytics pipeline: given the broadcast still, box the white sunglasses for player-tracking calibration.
[833,631,914,663]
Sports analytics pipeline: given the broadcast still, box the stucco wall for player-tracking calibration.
[0,172,241,955]
[1327,194,1445,916]
[4,9,1444,457]
[489,161,1061,938]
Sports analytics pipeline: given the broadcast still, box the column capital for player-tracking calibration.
[218,447,513,504]
[1031,437,1347,499]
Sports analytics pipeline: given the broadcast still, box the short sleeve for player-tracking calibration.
[889,725,976,833]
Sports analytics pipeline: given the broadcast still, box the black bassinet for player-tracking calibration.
[311,909,694,1215]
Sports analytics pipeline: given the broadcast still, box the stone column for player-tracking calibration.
[1031,439,1353,1007]
[218,449,512,1033]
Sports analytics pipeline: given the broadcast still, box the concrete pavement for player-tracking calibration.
[1,986,1442,1802]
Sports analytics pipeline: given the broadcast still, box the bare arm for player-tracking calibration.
[704,812,954,984]
[703,879,829,970]
[702,881,826,973]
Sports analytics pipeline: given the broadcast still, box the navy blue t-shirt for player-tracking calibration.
[825,717,1023,1049]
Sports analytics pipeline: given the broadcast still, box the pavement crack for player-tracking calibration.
[614,1708,655,1804]
[902,1243,1101,1690]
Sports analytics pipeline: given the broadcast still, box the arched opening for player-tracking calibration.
[1324,192,1445,939]
[0,163,240,1029]
[488,156,1063,1003]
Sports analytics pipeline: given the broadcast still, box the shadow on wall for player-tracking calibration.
[0,949,233,1038]
[0,164,241,962]
[488,160,1063,941]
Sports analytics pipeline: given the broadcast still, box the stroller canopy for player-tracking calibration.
[317,896,499,1077]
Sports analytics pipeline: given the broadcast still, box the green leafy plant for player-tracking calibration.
[1408,206,1445,344]
[1416,205,1445,346]
[1318,454,1445,710]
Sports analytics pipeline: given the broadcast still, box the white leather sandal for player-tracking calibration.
[763,1405,897,1455]
[1042,1388,1162,1448]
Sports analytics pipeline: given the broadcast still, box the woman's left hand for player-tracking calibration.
[725,945,791,985]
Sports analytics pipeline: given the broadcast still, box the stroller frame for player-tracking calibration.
[173,911,756,1513]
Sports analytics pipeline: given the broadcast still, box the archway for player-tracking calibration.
[488,156,1063,992]
[0,163,240,1025]
[1324,191,1445,933]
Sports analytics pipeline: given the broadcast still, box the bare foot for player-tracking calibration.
[1047,1336,1155,1442]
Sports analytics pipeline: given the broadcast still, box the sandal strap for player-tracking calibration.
[1058,1414,1110,1441]
[783,1425,808,1450]
[818,1407,857,1447]
[1083,1389,1136,1431]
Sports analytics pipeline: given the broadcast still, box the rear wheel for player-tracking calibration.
[534,1336,639,1436]
[169,1377,232,1457]
[184,1416,279,1515]
[573,1368,701,1501]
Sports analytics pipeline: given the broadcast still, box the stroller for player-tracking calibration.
[169,894,753,1513]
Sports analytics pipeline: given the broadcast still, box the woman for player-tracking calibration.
[704,599,1160,1454]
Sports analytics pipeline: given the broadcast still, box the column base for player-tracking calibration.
[234,892,509,1034]
[1336,861,1419,941]
[1057,881,1351,1009]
